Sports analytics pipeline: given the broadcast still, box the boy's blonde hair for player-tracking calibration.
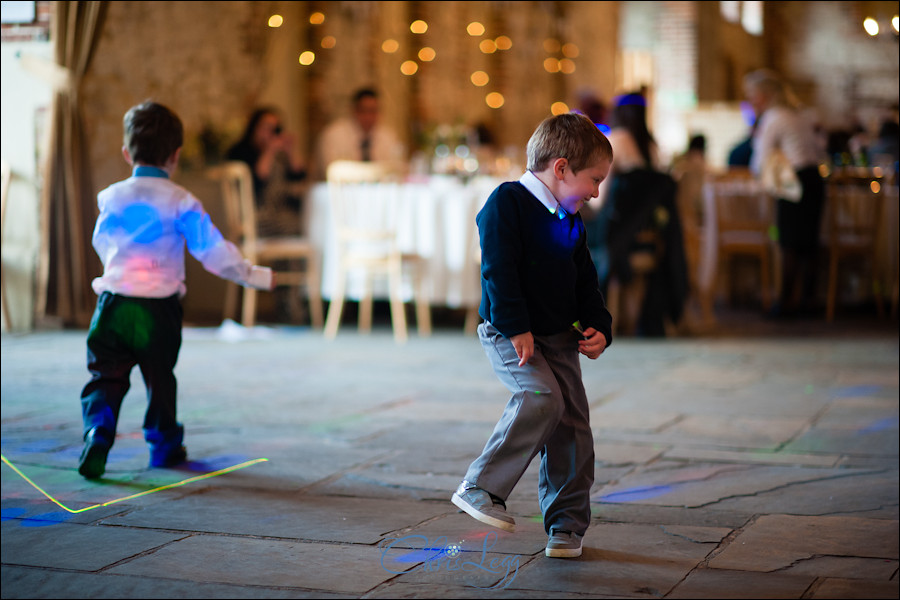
[526,112,613,173]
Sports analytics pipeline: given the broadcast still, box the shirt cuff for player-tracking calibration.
[246,266,273,290]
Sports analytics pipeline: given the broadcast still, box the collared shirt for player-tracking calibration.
[91,166,271,298]
[317,117,405,177]
[518,170,567,219]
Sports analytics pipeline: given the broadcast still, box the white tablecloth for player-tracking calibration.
[308,175,503,307]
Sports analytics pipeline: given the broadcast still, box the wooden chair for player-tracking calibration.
[702,169,775,312]
[823,171,887,322]
[323,160,431,343]
[672,162,714,327]
[606,228,663,336]
[206,161,323,328]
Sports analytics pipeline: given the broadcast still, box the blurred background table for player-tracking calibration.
[309,174,503,309]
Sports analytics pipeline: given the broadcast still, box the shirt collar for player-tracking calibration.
[518,170,567,219]
[133,165,169,179]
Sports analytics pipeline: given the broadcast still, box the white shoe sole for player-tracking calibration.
[545,545,582,558]
[451,493,516,532]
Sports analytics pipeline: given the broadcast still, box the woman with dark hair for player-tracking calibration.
[585,92,688,337]
[226,107,309,323]
[226,106,307,236]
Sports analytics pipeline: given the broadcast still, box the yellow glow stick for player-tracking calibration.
[1,454,268,514]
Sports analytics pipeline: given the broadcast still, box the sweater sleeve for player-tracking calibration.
[477,187,531,337]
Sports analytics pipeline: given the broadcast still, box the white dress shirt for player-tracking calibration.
[91,167,272,298]
[519,170,566,217]
[317,117,405,176]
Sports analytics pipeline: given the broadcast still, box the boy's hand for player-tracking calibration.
[577,327,607,359]
[510,332,534,367]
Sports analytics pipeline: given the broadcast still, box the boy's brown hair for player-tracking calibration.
[123,101,184,167]
[526,112,613,173]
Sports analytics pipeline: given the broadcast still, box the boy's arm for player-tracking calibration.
[177,195,274,290]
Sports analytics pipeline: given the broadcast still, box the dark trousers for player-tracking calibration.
[80,292,184,459]
[777,167,825,309]
[466,322,595,536]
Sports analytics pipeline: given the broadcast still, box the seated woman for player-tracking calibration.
[226,107,308,236]
[585,92,688,337]
[226,107,310,323]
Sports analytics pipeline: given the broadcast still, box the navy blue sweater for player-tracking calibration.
[477,181,613,344]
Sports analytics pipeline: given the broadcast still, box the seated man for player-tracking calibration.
[315,87,405,179]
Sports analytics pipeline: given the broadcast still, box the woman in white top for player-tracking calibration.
[744,69,826,317]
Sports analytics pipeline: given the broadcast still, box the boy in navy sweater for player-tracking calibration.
[452,112,613,558]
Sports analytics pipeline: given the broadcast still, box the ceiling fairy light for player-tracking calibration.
[864,17,879,36]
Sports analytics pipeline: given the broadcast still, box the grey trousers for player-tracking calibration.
[465,321,595,536]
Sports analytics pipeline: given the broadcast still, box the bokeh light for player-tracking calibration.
[321,36,336,49]
[495,35,512,50]
[551,102,569,115]
[309,12,325,25]
[559,58,576,74]
[418,47,436,61]
[863,17,879,36]
[467,22,485,36]
[470,70,489,86]
[562,43,579,58]
[382,39,400,53]
[298,51,315,66]
[543,58,560,73]
[479,39,497,53]
[410,19,428,34]
[400,60,419,75]
[486,92,504,108]
[268,14,283,28]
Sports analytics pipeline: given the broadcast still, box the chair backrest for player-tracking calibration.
[325,160,400,258]
[705,169,772,242]
[207,161,257,249]
[825,173,885,250]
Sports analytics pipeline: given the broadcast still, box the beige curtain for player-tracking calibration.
[35,1,107,328]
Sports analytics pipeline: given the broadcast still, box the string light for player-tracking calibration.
[864,17,879,36]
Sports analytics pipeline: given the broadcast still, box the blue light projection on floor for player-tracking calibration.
[858,417,899,434]
[830,385,883,398]
[595,484,675,503]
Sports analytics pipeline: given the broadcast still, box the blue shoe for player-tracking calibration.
[149,445,187,468]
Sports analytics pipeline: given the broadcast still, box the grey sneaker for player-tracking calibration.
[451,481,515,532]
[545,529,583,558]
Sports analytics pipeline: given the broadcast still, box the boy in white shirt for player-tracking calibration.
[78,101,274,479]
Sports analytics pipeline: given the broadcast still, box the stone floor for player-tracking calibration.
[2,306,898,598]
